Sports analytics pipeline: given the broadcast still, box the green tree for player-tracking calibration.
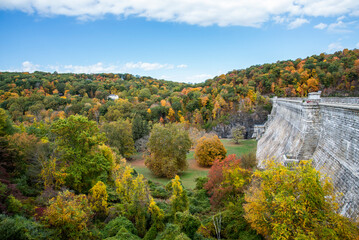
[102,119,135,159]
[51,115,113,192]
[231,125,246,144]
[132,115,150,142]
[0,108,14,136]
[146,123,191,178]
[244,160,359,239]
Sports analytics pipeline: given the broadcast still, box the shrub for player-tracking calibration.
[175,211,201,239]
[240,152,257,169]
[7,195,23,214]
[0,214,53,240]
[195,135,226,167]
[146,123,191,178]
[102,216,137,238]
[189,189,210,214]
[194,177,208,190]
[104,227,141,240]
[155,224,190,240]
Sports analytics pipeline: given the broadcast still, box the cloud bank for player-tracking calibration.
[1,0,359,27]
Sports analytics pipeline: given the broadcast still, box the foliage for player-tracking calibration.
[205,154,251,207]
[102,216,137,239]
[194,176,209,190]
[148,197,165,230]
[42,190,93,239]
[132,114,150,142]
[146,123,192,178]
[240,152,257,169]
[244,160,359,240]
[6,195,23,214]
[104,227,141,240]
[175,211,201,239]
[170,175,189,215]
[0,214,53,240]
[51,115,113,192]
[0,108,14,136]
[155,224,190,240]
[231,125,246,144]
[88,181,108,218]
[189,189,210,214]
[195,135,227,167]
[102,119,135,159]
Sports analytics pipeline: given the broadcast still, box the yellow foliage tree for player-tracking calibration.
[42,190,92,239]
[88,181,108,217]
[244,160,359,239]
[170,175,189,214]
[195,135,227,167]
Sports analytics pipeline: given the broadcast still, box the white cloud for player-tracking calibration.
[123,62,174,71]
[314,23,327,29]
[328,42,344,52]
[185,74,213,83]
[22,61,39,72]
[1,0,359,27]
[288,18,309,29]
[3,61,188,74]
[176,64,188,69]
[327,20,352,33]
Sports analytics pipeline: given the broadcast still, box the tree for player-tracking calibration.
[231,126,246,144]
[88,181,108,218]
[102,119,135,159]
[243,160,359,239]
[146,123,191,178]
[132,115,150,142]
[51,115,113,192]
[195,135,226,167]
[170,175,189,214]
[42,190,92,239]
[0,108,14,136]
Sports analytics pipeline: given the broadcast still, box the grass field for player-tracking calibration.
[130,139,257,189]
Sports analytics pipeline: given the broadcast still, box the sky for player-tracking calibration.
[0,1,359,83]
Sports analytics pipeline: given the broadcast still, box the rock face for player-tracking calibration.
[257,93,359,220]
[212,108,270,139]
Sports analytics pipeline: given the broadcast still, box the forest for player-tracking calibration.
[0,49,359,240]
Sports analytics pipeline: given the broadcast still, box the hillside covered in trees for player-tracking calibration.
[0,49,359,240]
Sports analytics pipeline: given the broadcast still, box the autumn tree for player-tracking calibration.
[170,175,189,214]
[51,115,114,192]
[42,190,92,239]
[0,108,14,136]
[231,125,246,144]
[195,135,226,167]
[146,123,191,178]
[102,119,135,159]
[88,181,108,218]
[244,160,359,239]
[132,114,150,142]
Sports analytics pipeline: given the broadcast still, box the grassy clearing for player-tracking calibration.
[131,139,257,189]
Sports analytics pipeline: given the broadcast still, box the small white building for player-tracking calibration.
[107,94,119,100]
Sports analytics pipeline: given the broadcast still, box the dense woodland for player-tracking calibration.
[0,49,359,239]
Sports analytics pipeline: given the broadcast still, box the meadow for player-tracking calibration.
[130,139,257,189]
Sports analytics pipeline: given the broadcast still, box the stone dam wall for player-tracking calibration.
[256,93,359,219]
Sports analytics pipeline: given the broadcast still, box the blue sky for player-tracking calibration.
[1,1,359,83]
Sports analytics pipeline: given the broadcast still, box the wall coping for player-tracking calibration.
[319,103,359,111]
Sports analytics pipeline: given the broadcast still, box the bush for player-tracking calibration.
[189,189,210,214]
[102,216,137,238]
[175,211,201,239]
[104,227,141,240]
[0,214,53,240]
[143,225,158,240]
[155,224,190,240]
[240,152,257,169]
[195,135,226,167]
[146,123,191,178]
[7,195,23,214]
[194,177,208,190]
[88,181,108,218]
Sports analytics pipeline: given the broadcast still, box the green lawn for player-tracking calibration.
[132,139,257,189]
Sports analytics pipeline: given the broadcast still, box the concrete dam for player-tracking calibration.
[256,92,359,220]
